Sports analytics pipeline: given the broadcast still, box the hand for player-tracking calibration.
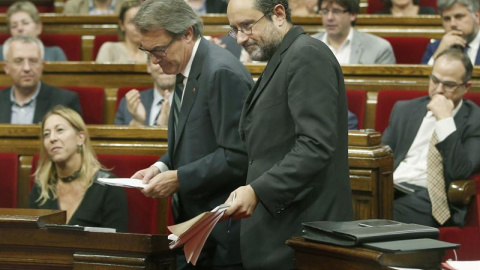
[131,166,160,183]
[142,170,180,199]
[125,89,146,125]
[434,30,466,58]
[427,94,454,120]
[224,185,259,220]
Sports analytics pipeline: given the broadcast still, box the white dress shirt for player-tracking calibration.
[321,28,354,64]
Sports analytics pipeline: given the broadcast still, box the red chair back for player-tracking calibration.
[367,0,438,14]
[0,1,55,13]
[382,37,432,64]
[115,86,151,112]
[0,34,81,61]
[346,90,367,129]
[97,154,162,234]
[61,86,105,124]
[375,90,428,133]
[0,153,18,208]
[92,35,119,60]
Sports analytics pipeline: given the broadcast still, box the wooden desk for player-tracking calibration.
[0,208,175,270]
[286,237,444,270]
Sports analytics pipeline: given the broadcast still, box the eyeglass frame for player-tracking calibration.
[429,74,467,92]
[228,14,266,39]
[319,8,349,15]
[138,36,177,58]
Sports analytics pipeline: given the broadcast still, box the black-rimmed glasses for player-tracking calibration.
[429,74,466,92]
[228,15,265,39]
[139,37,176,58]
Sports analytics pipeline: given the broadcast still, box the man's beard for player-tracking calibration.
[244,27,283,61]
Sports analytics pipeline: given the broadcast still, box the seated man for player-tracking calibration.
[312,0,396,64]
[348,110,358,130]
[63,0,128,15]
[0,36,82,124]
[422,0,480,65]
[115,55,175,126]
[382,48,480,227]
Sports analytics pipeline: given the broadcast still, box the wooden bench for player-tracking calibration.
[0,126,392,231]
[0,14,444,61]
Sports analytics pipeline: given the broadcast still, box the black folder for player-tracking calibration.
[302,219,439,247]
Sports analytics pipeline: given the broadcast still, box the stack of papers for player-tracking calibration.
[98,178,146,189]
[442,261,480,270]
[167,204,230,265]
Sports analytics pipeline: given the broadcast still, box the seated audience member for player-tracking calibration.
[0,36,81,124]
[63,0,128,14]
[375,0,437,16]
[96,0,146,63]
[312,0,396,64]
[348,110,358,129]
[115,56,175,126]
[422,0,480,64]
[382,48,480,227]
[289,0,318,15]
[187,0,227,14]
[0,1,67,61]
[29,106,128,232]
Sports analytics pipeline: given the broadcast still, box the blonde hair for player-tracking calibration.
[34,106,103,205]
[6,1,41,29]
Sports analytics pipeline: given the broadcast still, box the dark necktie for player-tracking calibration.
[153,99,164,126]
[173,74,185,134]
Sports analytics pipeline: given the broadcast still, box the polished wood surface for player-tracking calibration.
[286,237,444,270]
[0,209,175,270]
[0,128,393,226]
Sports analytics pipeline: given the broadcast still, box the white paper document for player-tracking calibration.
[97,178,146,189]
[442,260,480,270]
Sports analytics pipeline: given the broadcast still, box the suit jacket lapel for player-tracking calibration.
[0,88,12,123]
[404,98,429,149]
[350,30,363,64]
[172,38,205,154]
[143,89,154,125]
[33,83,49,124]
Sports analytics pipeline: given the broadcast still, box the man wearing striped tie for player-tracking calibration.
[383,48,480,227]
[131,0,254,269]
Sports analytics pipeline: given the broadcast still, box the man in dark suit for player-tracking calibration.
[0,35,81,124]
[131,0,253,269]
[114,56,176,126]
[383,48,480,227]
[421,0,480,65]
[226,0,354,269]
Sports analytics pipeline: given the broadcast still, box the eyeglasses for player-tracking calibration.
[429,74,466,92]
[139,37,176,58]
[228,15,265,39]
[10,57,41,68]
[319,8,349,15]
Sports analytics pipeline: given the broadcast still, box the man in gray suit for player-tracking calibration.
[312,0,396,64]
[131,0,253,269]
[226,0,354,269]
[114,56,176,126]
[0,36,81,124]
[382,48,480,227]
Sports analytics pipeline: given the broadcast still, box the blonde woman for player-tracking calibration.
[29,106,128,232]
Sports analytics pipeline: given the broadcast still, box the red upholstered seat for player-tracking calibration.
[0,153,18,208]
[61,86,105,124]
[97,154,165,234]
[382,37,432,64]
[346,90,367,129]
[366,0,438,14]
[92,35,118,60]
[115,86,151,112]
[375,90,428,133]
[0,33,82,61]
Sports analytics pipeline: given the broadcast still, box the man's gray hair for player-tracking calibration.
[437,0,479,14]
[133,0,203,39]
[3,35,45,60]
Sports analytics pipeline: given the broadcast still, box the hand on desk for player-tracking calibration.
[224,185,259,219]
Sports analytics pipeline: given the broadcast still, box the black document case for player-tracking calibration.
[363,238,459,253]
[302,219,439,247]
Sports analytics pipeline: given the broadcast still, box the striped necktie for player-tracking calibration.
[173,74,185,134]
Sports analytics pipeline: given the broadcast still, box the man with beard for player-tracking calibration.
[422,0,480,64]
[131,0,253,269]
[225,0,354,269]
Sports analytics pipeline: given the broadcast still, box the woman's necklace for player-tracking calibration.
[55,169,81,183]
